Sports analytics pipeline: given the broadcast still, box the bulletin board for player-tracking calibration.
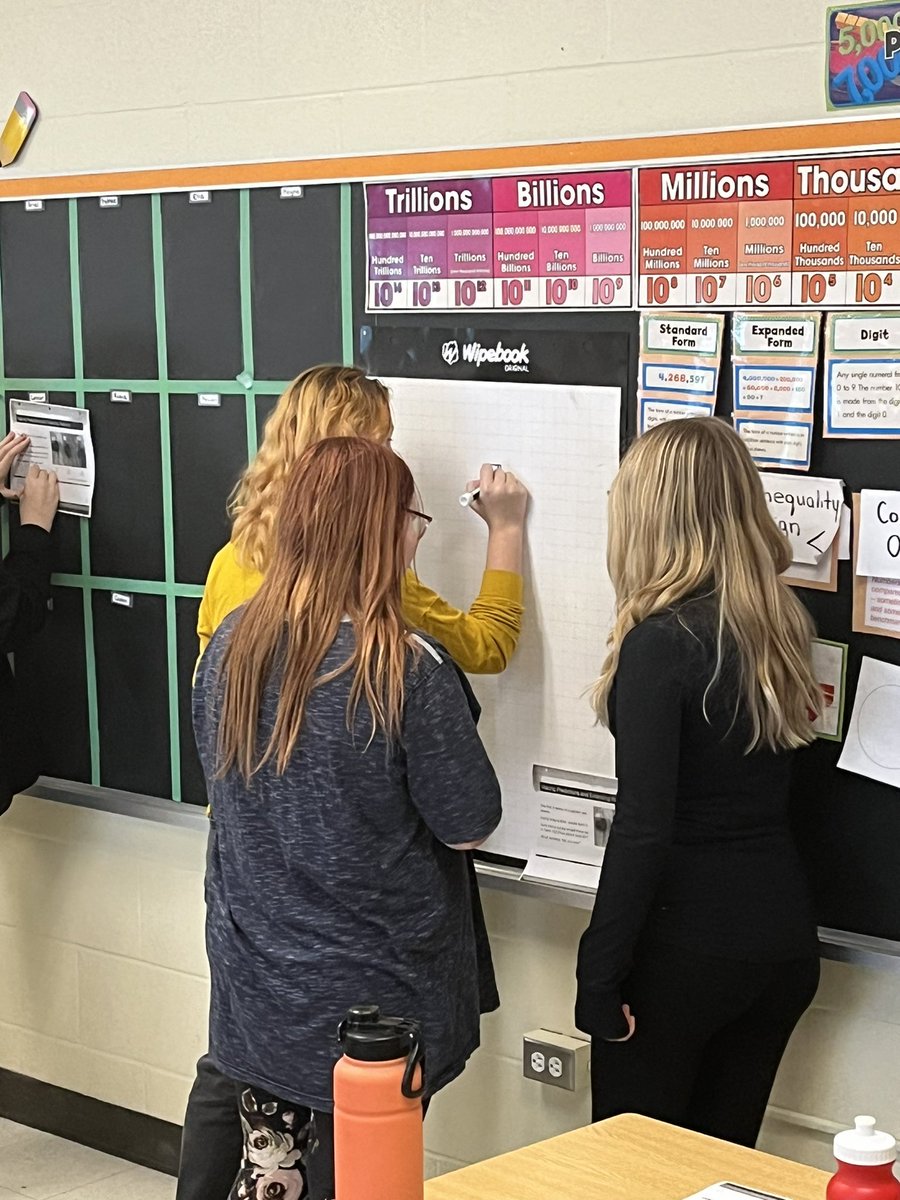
[3,110,900,944]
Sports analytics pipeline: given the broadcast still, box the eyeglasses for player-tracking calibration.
[406,507,433,537]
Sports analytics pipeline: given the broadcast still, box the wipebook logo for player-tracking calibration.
[442,339,530,372]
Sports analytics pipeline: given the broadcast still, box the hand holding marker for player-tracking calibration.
[460,464,502,508]
[459,463,529,533]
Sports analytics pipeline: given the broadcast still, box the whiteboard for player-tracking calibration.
[389,378,620,861]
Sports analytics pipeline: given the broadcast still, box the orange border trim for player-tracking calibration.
[2,116,900,199]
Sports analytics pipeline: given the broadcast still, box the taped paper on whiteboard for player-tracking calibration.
[758,473,844,565]
[856,490,900,580]
[734,418,812,471]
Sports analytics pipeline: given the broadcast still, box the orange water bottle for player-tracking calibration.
[334,1004,425,1200]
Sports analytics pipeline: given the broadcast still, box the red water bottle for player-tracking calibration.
[827,1116,900,1200]
[334,1004,425,1200]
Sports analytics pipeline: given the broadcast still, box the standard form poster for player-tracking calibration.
[8,399,95,517]
[637,312,723,434]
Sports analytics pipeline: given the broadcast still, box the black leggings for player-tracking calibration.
[589,942,820,1147]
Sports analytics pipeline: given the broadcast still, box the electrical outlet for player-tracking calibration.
[522,1029,591,1091]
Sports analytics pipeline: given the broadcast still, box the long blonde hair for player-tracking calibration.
[593,417,819,751]
[218,437,416,780]
[230,365,392,573]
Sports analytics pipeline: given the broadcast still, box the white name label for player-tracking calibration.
[110,390,132,403]
[197,392,221,407]
[189,190,211,204]
[24,199,44,212]
[99,195,120,208]
[734,318,817,354]
[646,318,721,355]
[832,315,900,352]
[111,593,134,608]
[280,185,304,199]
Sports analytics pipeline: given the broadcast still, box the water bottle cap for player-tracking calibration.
[338,1005,420,1064]
[834,1116,897,1166]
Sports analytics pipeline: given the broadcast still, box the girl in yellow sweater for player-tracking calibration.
[197,364,528,671]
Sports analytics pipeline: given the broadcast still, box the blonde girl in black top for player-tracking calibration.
[576,416,821,1148]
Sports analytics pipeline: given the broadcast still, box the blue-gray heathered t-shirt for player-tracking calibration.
[193,615,502,1111]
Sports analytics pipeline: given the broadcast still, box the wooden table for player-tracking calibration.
[425,1114,829,1200]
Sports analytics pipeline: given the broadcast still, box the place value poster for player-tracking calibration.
[365,170,633,313]
[638,152,900,310]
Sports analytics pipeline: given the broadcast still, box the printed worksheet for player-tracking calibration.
[8,399,95,517]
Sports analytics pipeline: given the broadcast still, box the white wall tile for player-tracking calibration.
[0,927,80,1040]
[77,950,208,1076]
[14,1030,146,1112]
[144,1067,194,1125]
[425,1049,591,1164]
[138,862,207,978]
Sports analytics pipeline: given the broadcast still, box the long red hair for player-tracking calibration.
[218,437,416,779]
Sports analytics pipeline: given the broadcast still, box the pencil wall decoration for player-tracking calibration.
[0,92,38,168]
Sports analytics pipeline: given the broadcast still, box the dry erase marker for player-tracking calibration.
[459,464,501,507]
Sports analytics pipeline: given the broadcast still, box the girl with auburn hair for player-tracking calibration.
[198,363,528,670]
[576,416,821,1149]
[178,364,525,1200]
[194,438,500,1200]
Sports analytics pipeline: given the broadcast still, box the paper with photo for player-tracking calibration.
[810,639,848,741]
[758,473,844,565]
[857,490,900,580]
[8,399,95,517]
[838,657,900,790]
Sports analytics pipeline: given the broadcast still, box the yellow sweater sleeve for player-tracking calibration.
[196,543,264,661]
[401,569,524,675]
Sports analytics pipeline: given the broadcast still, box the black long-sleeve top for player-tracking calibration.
[0,523,53,814]
[575,597,818,1041]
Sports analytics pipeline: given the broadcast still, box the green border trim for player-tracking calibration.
[340,183,354,365]
[151,195,182,802]
[68,199,102,786]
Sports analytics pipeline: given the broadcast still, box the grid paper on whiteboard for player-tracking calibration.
[387,377,620,862]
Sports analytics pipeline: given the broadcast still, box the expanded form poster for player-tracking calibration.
[388,377,620,863]
[731,313,821,471]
